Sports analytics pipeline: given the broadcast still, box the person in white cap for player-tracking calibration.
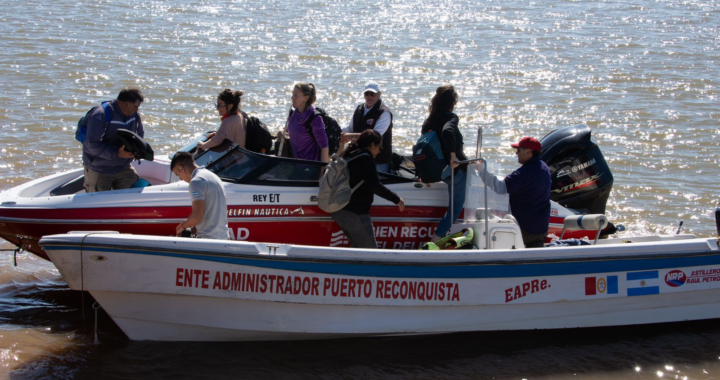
[339,81,394,174]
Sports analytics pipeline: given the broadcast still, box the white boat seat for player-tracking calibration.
[560,214,607,244]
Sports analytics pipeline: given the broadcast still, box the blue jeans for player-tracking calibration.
[435,169,466,237]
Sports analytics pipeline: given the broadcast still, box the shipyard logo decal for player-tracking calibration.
[665,270,686,287]
[585,275,618,295]
[330,230,348,247]
[552,174,601,194]
[556,169,571,178]
[227,207,304,217]
[505,279,550,303]
[627,270,659,296]
[685,268,720,284]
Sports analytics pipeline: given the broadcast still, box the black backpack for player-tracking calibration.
[240,111,273,154]
[288,107,342,155]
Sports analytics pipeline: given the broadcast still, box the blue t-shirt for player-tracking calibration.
[504,156,552,234]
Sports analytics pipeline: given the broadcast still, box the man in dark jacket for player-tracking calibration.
[82,88,145,192]
[481,137,551,248]
[339,81,394,173]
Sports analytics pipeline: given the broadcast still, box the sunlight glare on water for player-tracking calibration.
[3,0,716,236]
[0,0,719,378]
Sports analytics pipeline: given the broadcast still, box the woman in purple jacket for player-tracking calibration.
[281,82,329,162]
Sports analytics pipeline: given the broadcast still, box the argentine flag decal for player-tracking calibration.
[626,270,660,296]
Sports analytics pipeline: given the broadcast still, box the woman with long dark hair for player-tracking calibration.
[331,129,405,248]
[197,89,246,150]
[421,85,468,243]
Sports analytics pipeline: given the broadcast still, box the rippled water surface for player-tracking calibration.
[1,0,719,378]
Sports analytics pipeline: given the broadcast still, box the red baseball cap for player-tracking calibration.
[510,137,542,152]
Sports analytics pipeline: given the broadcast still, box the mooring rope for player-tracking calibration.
[92,302,102,345]
[1,238,25,266]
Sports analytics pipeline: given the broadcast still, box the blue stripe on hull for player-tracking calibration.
[43,245,720,279]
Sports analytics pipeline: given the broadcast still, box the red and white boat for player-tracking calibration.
[0,125,616,260]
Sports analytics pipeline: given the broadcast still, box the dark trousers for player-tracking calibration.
[331,210,378,249]
[522,231,547,248]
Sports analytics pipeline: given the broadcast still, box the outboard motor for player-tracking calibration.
[540,124,613,215]
[715,202,720,237]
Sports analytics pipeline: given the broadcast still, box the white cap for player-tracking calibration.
[363,81,381,94]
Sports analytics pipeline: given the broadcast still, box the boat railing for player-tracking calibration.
[446,125,513,250]
[449,157,515,250]
[451,157,491,249]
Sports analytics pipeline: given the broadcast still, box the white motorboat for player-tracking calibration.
[38,192,720,341]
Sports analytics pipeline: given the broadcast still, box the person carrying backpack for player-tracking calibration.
[197,89,246,151]
[82,88,145,192]
[278,82,329,162]
[331,130,405,248]
[421,85,468,243]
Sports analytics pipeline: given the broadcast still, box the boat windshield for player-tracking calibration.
[199,146,414,187]
[193,139,238,169]
[463,161,511,222]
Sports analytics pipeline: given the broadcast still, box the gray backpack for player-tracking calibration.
[317,152,370,213]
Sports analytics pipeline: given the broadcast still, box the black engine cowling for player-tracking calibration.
[540,124,613,215]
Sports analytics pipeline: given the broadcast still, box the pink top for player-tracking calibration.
[201,113,246,149]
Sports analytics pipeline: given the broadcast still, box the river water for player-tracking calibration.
[1,0,719,378]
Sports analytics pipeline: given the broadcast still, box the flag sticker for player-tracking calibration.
[627,270,660,296]
[585,276,618,296]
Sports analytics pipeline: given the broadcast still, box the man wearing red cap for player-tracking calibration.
[482,136,551,248]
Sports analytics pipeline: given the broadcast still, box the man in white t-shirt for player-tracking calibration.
[171,151,229,240]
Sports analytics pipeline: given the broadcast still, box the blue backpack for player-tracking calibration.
[76,101,113,143]
[411,130,446,183]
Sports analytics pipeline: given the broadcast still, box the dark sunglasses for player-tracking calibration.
[214,103,227,109]
[364,92,376,97]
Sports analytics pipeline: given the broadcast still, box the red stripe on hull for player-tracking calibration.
[0,205,448,220]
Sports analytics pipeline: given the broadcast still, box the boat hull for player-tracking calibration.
[41,233,720,341]
[89,289,720,341]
